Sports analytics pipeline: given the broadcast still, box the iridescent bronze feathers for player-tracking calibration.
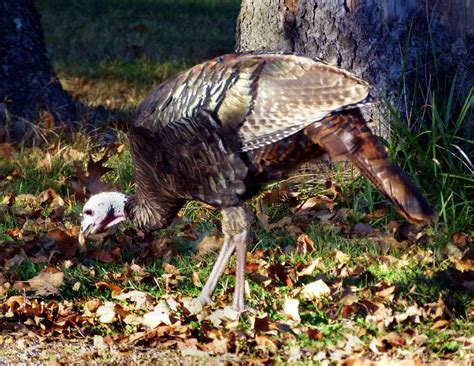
[125,51,437,310]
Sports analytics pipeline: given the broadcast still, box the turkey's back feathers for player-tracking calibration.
[238,55,370,151]
[133,52,370,152]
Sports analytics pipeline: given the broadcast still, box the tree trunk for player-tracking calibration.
[0,0,78,140]
[236,0,473,136]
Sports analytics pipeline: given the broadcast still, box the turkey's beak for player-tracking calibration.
[79,212,103,246]
[79,221,94,247]
[80,222,94,238]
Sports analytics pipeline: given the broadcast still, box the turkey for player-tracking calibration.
[80,52,437,311]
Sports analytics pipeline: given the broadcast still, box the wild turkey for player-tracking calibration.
[80,52,437,311]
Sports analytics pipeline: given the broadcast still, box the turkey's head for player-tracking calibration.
[80,192,128,238]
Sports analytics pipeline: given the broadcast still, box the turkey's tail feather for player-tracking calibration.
[305,110,438,225]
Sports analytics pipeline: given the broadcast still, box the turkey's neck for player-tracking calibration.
[124,194,184,233]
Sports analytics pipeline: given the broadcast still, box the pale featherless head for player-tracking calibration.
[79,192,128,244]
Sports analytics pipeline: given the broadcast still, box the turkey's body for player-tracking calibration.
[126,52,437,310]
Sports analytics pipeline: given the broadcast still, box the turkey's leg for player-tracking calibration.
[232,229,249,311]
[197,206,251,309]
[221,206,251,311]
[197,234,236,306]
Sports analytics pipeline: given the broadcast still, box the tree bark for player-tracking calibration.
[0,0,78,140]
[236,0,473,136]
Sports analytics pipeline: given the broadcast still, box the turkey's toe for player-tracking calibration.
[190,296,212,314]
[232,302,257,315]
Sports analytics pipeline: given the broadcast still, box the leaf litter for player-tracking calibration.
[0,140,473,364]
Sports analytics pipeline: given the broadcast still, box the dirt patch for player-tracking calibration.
[0,332,239,365]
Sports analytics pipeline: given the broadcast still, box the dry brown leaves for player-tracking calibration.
[70,144,123,199]
[1,225,471,362]
[1,146,472,363]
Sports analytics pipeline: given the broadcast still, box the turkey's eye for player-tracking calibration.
[83,209,93,216]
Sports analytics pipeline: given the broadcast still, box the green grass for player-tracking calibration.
[36,0,240,110]
[387,85,473,232]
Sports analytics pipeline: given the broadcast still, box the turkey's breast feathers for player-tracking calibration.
[130,110,248,209]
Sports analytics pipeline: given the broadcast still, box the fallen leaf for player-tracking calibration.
[255,335,277,353]
[451,232,471,248]
[270,216,292,230]
[93,335,108,350]
[248,272,272,286]
[86,249,115,263]
[260,185,289,204]
[383,331,406,347]
[306,329,322,342]
[96,282,123,297]
[1,192,15,205]
[26,268,64,296]
[283,297,300,322]
[454,248,474,271]
[297,258,324,277]
[85,156,113,194]
[123,313,143,325]
[207,306,239,327]
[163,262,180,275]
[295,195,336,216]
[39,110,55,129]
[394,222,422,243]
[366,208,387,220]
[331,249,350,264]
[142,302,171,328]
[296,234,315,255]
[47,228,78,257]
[96,301,117,323]
[114,290,154,311]
[267,262,294,288]
[188,298,203,315]
[37,152,53,172]
[73,151,113,197]
[313,209,334,220]
[254,316,271,333]
[49,205,65,221]
[299,280,331,301]
[431,319,450,329]
[38,188,64,209]
[375,285,395,299]
[345,334,365,353]
[147,237,177,260]
[195,233,223,257]
[192,272,203,288]
[395,305,420,323]
[341,294,358,306]
[14,194,38,207]
[446,242,465,262]
[83,298,101,317]
[166,298,179,312]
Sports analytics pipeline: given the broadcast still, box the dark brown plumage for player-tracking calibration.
[123,52,437,311]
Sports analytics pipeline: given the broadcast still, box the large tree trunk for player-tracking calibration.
[0,0,78,140]
[236,0,473,136]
